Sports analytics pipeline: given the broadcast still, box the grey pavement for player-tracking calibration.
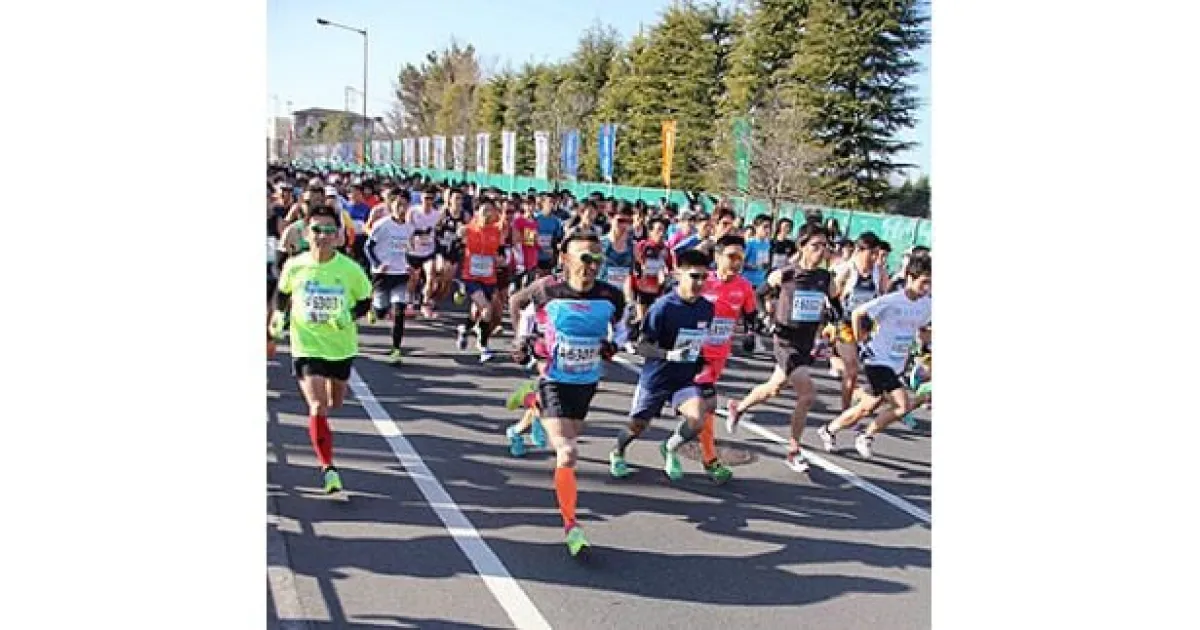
[267,309,932,629]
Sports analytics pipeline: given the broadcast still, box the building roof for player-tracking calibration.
[292,107,371,122]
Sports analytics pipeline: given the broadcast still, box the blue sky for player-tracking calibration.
[267,0,930,179]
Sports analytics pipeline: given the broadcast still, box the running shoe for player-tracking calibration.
[366,310,377,324]
[784,450,810,473]
[660,441,683,481]
[387,348,403,365]
[609,451,631,478]
[453,286,466,306]
[479,348,495,363]
[828,367,841,378]
[623,342,637,355]
[817,424,836,452]
[530,416,547,449]
[421,304,435,319]
[455,325,468,350]
[322,467,343,494]
[505,425,527,457]
[405,304,417,318]
[704,459,733,485]
[901,413,919,430]
[505,380,538,411]
[724,400,742,434]
[855,433,875,459]
[565,525,589,557]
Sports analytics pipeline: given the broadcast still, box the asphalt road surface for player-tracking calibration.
[267,308,932,629]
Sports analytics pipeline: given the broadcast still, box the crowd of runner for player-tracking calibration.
[266,164,933,557]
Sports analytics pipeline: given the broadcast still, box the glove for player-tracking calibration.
[268,311,287,341]
[600,340,617,361]
[665,348,690,362]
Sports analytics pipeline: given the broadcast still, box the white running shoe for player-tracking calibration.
[724,400,742,434]
[817,424,835,452]
[784,451,810,473]
[479,348,495,363]
[855,433,874,459]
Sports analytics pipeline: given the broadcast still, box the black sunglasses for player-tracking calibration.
[684,271,707,281]
[578,252,603,265]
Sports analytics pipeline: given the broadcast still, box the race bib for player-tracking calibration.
[706,317,735,345]
[790,290,825,323]
[266,237,277,263]
[523,229,538,246]
[555,336,602,375]
[390,238,409,256]
[889,334,915,359]
[413,233,434,253]
[757,250,771,268]
[469,254,494,278]
[606,266,630,286]
[846,288,875,311]
[644,258,665,275]
[302,291,345,324]
[439,231,456,247]
[771,253,789,269]
[673,327,706,362]
[537,234,552,250]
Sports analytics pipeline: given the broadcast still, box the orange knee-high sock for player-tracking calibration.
[554,466,578,530]
[699,412,718,464]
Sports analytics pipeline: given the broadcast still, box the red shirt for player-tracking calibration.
[700,271,757,359]
[462,223,503,285]
[633,239,674,293]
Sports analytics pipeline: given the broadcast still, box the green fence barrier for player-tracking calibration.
[292,160,930,272]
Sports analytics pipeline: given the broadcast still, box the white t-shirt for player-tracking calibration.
[408,207,443,257]
[859,291,932,373]
[368,217,415,275]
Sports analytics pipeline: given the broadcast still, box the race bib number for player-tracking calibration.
[439,231,456,247]
[390,238,409,256]
[757,250,771,268]
[523,229,538,246]
[303,291,345,324]
[606,266,630,286]
[706,317,735,345]
[790,290,825,323]
[414,233,434,252]
[673,327,705,362]
[889,334,915,359]
[555,337,602,375]
[771,253,789,269]
[537,234,552,250]
[846,288,875,311]
[644,258,665,275]
[469,254,494,278]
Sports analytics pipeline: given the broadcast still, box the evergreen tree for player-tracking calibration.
[592,32,649,185]
[560,22,621,180]
[786,0,928,210]
[502,63,539,176]
[473,71,510,174]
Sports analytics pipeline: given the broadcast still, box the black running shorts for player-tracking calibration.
[537,380,599,422]
[863,364,904,397]
[292,357,354,382]
[772,333,815,376]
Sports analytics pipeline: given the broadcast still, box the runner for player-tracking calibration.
[768,218,797,272]
[725,224,840,472]
[743,216,772,288]
[818,255,932,458]
[363,199,415,364]
[690,235,759,482]
[628,217,674,350]
[599,206,635,292]
[407,188,443,318]
[504,301,551,457]
[534,194,565,280]
[830,231,885,410]
[608,248,716,482]
[508,232,626,556]
[268,205,372,494]
[434,188,469,305]
[511,195,541,291]
[456,200,505,362]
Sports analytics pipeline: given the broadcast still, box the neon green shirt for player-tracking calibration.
[278,251,371,360]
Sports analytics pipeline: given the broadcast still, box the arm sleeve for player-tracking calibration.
[364,231,382,269]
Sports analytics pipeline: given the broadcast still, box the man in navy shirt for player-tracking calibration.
[609,248,717,482]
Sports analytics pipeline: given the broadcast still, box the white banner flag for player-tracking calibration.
[501,130,516,176]
[403,138,414,168]
[476,133,490,174]
[432,135,446,170]
[418,137,430,168]
[534,131,549,180]
[452,135,466,171]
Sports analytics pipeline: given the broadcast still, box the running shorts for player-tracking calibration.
[538,380,599,421]
[693,355,728,385]
[406,252,435,269]
[634,288,660,306]
[629,381,716,421]
[462,280,496,302]
[372,273,410,309]
[773,333,815,376]
[292,357,354,381]
[864,364,904,396]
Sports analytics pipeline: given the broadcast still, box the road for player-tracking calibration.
[267,310,932,629]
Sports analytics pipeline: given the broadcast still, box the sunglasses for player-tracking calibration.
[311,224,339,235]
[578,252,603,265]
[683,271,707,281]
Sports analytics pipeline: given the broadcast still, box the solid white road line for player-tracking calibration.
[610,354,931,525]
[348,370,553,630]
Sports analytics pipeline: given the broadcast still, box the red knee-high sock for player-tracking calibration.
[554,466,578,530]
[308,415,333,468]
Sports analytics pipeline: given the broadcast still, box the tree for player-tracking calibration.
[706,96,830,228]
[389,41,480,138]
[560,22,622,180]
[473,71,510,174]
[501,63,540,175]
[785,0,929,210]
[319,113,353,146]
[592,31,650,184]
[889,174,930,217]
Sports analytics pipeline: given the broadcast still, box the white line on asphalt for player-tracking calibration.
[610,355,931,525]
[348,370,553,630]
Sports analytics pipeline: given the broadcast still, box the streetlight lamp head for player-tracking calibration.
[316,18,330,25]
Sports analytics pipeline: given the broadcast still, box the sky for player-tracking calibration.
[267,0,930,179]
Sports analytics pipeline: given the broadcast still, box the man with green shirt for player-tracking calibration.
[269,205,372,495]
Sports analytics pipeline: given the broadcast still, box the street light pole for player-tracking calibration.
[317,18,368,166]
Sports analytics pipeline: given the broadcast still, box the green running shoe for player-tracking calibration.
[506,380,537,411]
[387,348,403,365]
[660,441,683,481]
[704,459,733,485]
[609,451,631,478]
[322,467,343,494]
[565,525,589,557]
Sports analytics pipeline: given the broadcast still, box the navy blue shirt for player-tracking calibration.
[639,290,715,391]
